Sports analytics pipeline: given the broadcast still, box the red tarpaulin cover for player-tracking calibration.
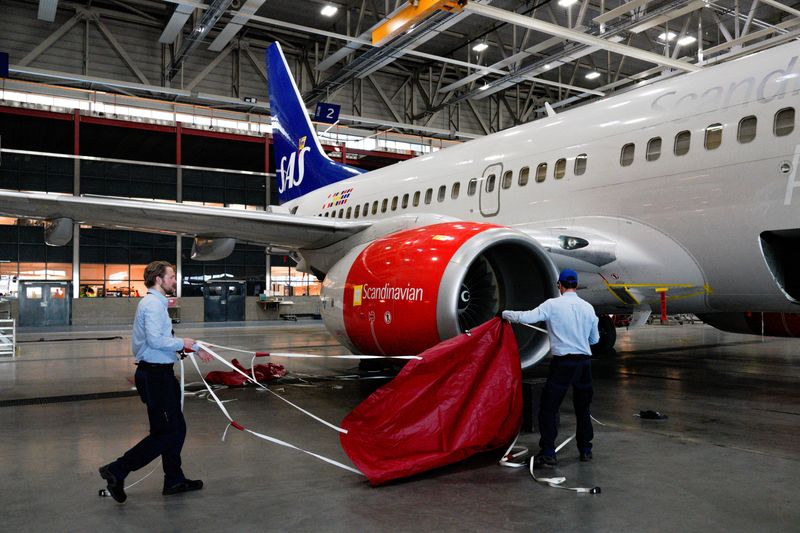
[340,317,522,485]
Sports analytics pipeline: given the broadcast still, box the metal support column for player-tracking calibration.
[72,110,80,298]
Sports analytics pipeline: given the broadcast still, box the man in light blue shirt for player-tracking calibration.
[100,261,211,503]
[502,269,599,467]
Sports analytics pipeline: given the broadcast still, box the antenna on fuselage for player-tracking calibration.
[544,102,557,118]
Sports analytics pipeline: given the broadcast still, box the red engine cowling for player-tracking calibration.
[700,312,800,337]
[321,222,559,368]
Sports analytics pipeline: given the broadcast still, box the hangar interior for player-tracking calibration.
[0,1,799,531]
[1,0,799,326]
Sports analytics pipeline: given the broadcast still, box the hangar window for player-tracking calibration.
[413,191,421,206]
[554,158,566,179]
[620,143,635,166]
[574,154,587,175]
[402,193,409,209]
[391,196,398,211]
[774,107,795,137]
[646,138,661,161]
[518,167,530,186]
[485,174,496,192]
[502,170,513,189]
[535,163,547,183]
[425,188,433,204]
[674,131,691,156]
[437,185,446,202]
[467,178,478,196]
[381,199,388,213]
[704,123,723,150]
[372,201,378,215]
[738,116,757,143]
[354,205,361,218]
[451,182,460,199]
[346,207,352,219]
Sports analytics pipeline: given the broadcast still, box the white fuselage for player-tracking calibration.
[289,43,800,315]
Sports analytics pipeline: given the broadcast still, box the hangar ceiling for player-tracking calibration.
[1,0,799,138]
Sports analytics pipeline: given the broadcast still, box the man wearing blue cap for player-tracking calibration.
[502,269,599,467]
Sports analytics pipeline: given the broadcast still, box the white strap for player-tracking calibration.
[200,341,421,360]
[196,341,347,434]
[498,433,529,468]
[186,352,362,476]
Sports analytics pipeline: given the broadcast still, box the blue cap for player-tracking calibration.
[558,269,578,284]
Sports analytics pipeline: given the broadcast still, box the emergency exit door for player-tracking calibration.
[18,281,72,327]
[479,163,502,217]
[203,280,246,322]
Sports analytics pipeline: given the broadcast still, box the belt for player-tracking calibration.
[137,361,175,371]
[554,354,591,361]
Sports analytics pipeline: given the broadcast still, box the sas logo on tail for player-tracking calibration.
[278,135,311,194]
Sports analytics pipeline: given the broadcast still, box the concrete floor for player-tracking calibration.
[0,321,798,532]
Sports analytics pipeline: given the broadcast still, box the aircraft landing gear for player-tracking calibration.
[591,314,617,355]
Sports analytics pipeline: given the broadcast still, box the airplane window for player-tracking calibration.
[554,158,566,179]
[425,188,433,204]
[467,178,477,196]
[381,199,388,213]
[391,196,398,211]
[355,205,361,218]
[338,209,344,218]
[704,123,723,150]
[620,144,635,167]
[738,116,757,143]
[413,191,421,206]
[324,212,329,217]
[364,203,369,216]
[674,130,691,156]
[519,167,530,186]
[451,182,460,199]
[574,155,587,175]
[646,138,661,161]
[502,170,513,189]
[536,163,547,183]
[372,201,378,215]
[485,174,496,192]
[402,193,409,208]
[774,107,795,137]
[437,185,446,202]
[346,207,352,219]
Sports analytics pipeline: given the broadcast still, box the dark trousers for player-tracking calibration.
[111,365,186,486]
[538,355,593,456]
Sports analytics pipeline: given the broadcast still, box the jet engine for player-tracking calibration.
[321,222,559,369]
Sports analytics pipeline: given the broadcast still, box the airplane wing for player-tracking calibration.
[0,190,371,250]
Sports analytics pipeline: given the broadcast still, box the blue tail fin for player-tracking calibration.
[267,42,363,204]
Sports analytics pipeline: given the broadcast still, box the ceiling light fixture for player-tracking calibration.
[677,35,697,46]
[558,0,579,6]
[585,71,601,80]
[321,5,338,17]
[658,31,677,42]
[472,42,489,52]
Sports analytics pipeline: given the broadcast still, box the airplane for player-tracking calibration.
[1,40,799,369]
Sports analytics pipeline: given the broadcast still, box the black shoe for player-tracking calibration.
[99,464,126,503]
[580,451,593,462]
[532,453,557,468]
[163,478,203,495]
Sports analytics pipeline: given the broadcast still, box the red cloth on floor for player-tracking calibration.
[205,358,286,387]
[340,317,522,485]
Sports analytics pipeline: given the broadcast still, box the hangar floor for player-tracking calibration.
[0,321,798,532]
